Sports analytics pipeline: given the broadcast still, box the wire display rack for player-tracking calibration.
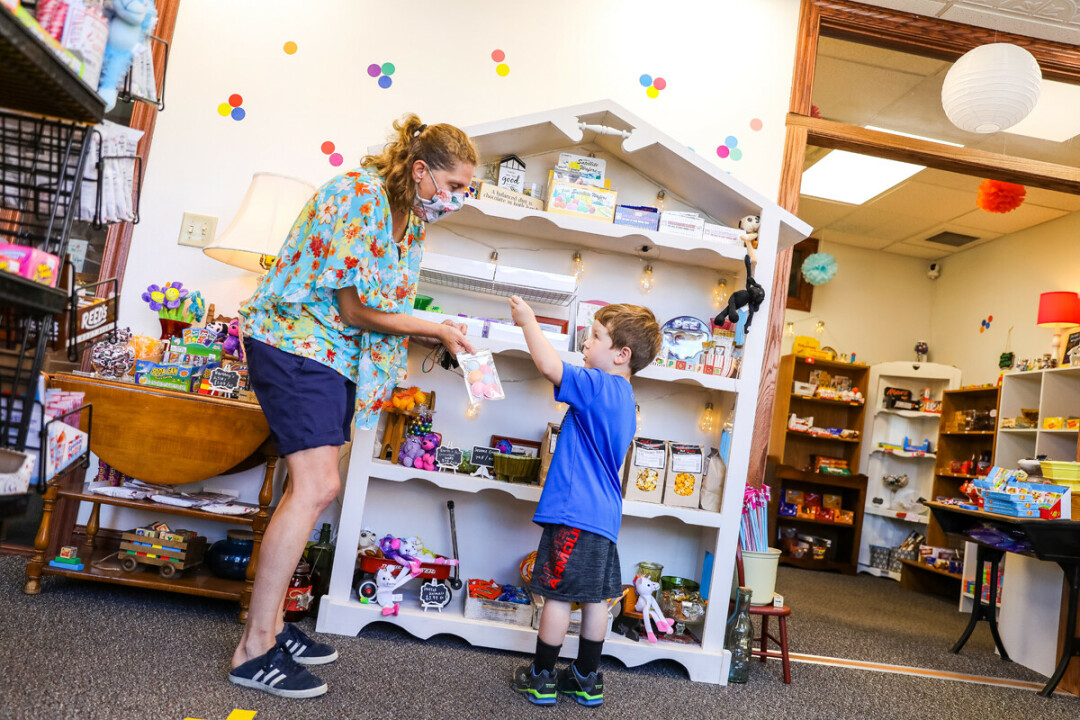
[0,306,50,451]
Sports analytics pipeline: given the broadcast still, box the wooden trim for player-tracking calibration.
[790,114,1080,195]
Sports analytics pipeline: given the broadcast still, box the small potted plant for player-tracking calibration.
[141,282,205,339]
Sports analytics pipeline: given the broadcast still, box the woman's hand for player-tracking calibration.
[439,322,476,355]
[509,295,536,327]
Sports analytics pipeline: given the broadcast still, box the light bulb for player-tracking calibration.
[815,321,825,335]
[785,322,795,337]
[639,264,655,293]
[465,402,480,420]
[554,400,569,414]
[635,404,643,433]
[712,279,728,309]
[699,402,716,434]
[571,251,584,280]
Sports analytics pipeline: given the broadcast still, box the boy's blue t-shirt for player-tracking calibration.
[533,362,636,543]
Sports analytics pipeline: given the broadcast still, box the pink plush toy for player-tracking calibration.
[379,534,422,576]
[223,317,244,360]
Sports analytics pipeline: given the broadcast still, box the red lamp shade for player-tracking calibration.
[1037,291,1080,327]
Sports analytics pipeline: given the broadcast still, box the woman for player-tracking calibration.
[229,114,478,698]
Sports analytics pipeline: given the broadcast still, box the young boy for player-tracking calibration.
[507,296,662,707]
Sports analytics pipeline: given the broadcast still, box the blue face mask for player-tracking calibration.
[414,167,466,223]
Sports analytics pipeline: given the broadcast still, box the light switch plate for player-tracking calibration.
[178,212,218,248]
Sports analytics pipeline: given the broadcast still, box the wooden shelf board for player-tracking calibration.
[872,449,937,459]
[776,515,856,530]
[863,505,929,524]
[786,431,861,443]
[793,356,869,371]
[939,431,995,436]
[946,387,1000,395]
[790,394,865,407]
[39,545,243,600]
[899,557,961,580]
[936,472,978,479]
[876,408,943,419]
[57,481,260,526]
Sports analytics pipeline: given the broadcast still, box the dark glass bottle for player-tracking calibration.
[283,560,313,623]
[727,586,754,683]
[306,523,335,614]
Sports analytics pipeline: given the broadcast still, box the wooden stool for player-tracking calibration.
[737,548,792,683]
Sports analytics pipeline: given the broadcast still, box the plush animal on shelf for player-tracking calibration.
[713,235,765,346]
[739,214,760,250]
[382,386,428,413]
[633,574,674,643]
[374,564,414,616]
[399,435,426,469]
[223,317,244,360]
[97,0,157,112]
[379,534,422,576]
[358,528,380,557]
[405,536,459,566]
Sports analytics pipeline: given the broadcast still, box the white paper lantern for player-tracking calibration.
[941,43,1042,134]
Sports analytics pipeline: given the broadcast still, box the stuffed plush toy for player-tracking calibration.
[379,534,422,576]
[399,435,425,469]
[714,235,765,344]
[357,528,379,557]
[374,564,414,616]
[633,574,674,643]
[223,317,244,360]
[97,0,157,112]
[739,214,760,250]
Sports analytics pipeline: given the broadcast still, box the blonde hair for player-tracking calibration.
[361,113,478,214]
[594,304,662,375]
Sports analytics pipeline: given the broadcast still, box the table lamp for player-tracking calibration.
[203,172,316,273]
[1036,291,1080,358]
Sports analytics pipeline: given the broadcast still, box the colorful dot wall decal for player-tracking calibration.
[369,62,394,88]
[283,41,297,55]
[750,118,763,131]
[716,135,741,160]
[639,73,665,98]
[491,49,509,76]
[980,315,993,333]
[219,94,245,121]
[321,141,343,167]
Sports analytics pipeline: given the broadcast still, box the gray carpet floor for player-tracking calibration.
[2,555,1077,720]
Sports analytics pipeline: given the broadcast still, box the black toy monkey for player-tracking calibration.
[714,251,765,335]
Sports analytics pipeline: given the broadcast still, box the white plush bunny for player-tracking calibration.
[634,575,674,643]
[375,564,414,616]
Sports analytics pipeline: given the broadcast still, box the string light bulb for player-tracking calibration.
[699,402,716,434]
[815,320,825,335]
[571,251,584,280]
[712,279,729,309]
[639,264,655,293]
[554,400,569,414]
[465,402,480,420]
[785,322,795,337]
[635,404,643,433]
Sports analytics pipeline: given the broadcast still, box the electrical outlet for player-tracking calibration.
[178,212,218,248]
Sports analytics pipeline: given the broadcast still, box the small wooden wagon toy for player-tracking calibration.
[119,525,207,579]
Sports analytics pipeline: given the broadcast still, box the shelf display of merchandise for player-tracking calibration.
[856,361,960,580]
[315,101,811,685]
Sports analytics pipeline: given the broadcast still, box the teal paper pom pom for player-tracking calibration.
[801,252,838,286]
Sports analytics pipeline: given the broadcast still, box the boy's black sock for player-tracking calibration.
[575,638,604,676]
[533,638,561,674]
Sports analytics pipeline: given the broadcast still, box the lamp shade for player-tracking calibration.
[204,172,316,273]
[941,43,1042,134]
[1037,291,1080,327]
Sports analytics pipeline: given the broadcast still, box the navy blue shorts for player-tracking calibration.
[528,524,622,604]
[244,337,356,457]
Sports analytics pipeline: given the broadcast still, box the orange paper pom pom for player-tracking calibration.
[976,179,1026,213]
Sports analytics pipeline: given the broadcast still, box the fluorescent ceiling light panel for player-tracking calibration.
[801,150,925,205]
[1004,79,1080,143]
[865,126,964,147]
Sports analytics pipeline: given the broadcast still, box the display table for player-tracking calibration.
[24,374,276,622]
[925,501,1080,697]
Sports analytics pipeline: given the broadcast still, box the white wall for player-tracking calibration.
[929,211,1080,385]
[783,241,935,367]
[92,0,803,535]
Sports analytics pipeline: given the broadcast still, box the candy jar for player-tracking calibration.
[283,560,314,622]
[727,586,754,683]
[90,328,135,380]
[636,561,663,584]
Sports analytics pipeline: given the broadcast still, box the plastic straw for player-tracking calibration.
[739,485,771,552]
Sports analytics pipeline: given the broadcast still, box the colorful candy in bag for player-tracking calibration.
[457,350,505,402]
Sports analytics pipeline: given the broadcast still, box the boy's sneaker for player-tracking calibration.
[511,664,558,705]
[278,623,339,665]
[558,664,604,706]
[229,643,328,698]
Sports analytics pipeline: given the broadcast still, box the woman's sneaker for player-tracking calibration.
[278,623,339,665]
[511,664,558,705]
[558,664,604,706]
[229,643,328,698]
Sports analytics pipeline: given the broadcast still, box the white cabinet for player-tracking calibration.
[857,361,961,579]
[315,100,810,684]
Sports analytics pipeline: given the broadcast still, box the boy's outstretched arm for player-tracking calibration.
[509,296,563,387]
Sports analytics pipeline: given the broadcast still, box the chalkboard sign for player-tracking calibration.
[470,446,497,468]
[419,579,452,610]
[435,446,463,470]
[208,367,241,392]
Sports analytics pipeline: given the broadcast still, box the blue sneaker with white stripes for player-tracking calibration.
[278,623,339,665]
[229,643,328,698]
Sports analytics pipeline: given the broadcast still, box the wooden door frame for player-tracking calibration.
[749,0,1080,490]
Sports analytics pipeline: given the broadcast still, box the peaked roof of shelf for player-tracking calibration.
[385,100,811,250]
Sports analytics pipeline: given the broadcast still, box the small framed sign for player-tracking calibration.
[208,367,241,393]
[435,445,464,471]
[470,446,497,468]
[419,579,452,611]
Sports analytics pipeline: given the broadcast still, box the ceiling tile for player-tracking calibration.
[953,204,1069,234]
[869,182,976,220]
[1020,186,1080,213]
[817,228,896,250]
[796,196,856,229]
[812,56,929,126]
[913,168,981,192]
[902,221,1002,245]
[828,206,936,242]
[939,5,1080,44]
[885,242,954,259]
[817,36,948,76]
